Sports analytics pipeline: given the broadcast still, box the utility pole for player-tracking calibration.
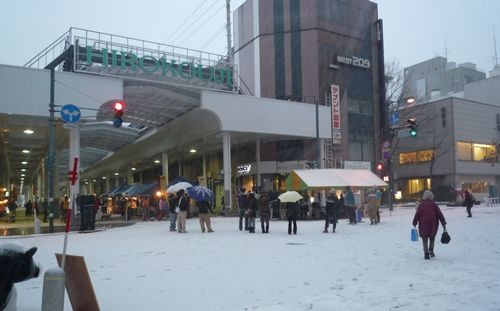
[226,0,233,64]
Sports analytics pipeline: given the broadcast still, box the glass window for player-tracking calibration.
[407,178,431,197]
[359,100,373,115]
[399,152,417,164]
[349,142,362,161]
[348,98,360,113]
[457,142,472,160]
[417,149,434,162]
[457,142,497,162]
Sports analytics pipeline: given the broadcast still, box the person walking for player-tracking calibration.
[156,196,167,221]
[61,196,69,223]
[365,188,378,225]
[323,189,338,233]
[168,194,177,231]
[197,199,214,233]
[463,190,475,217]
[176,189,189,233]
[42,198,48,222]
[285,201,299,234]
[24,200,32,217]
[237,188,248,231]
[258,192,271,233]
[375,188,382,224]
[412,190,447,260]
[344,186,356,224]
[246,192,258,233]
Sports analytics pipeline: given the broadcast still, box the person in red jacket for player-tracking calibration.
[412,190,447,260]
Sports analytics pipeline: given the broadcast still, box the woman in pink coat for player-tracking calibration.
[412,190,447,260]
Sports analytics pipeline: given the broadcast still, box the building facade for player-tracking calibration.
[234,0,384,184]
[403,56,486,102]
[393,96,500,201]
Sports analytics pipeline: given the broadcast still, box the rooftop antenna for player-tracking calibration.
[444,38,450,60]
[493,25,498,66]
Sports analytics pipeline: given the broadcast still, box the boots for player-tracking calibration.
[261,225,265,233]
[424,252,430,260]
[429,248,435,257]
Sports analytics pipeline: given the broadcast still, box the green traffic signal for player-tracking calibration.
[407,118,417,137]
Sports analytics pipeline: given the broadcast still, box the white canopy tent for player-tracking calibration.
[286,169,388,190]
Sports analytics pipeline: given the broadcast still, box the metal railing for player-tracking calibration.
[24,27,231,70]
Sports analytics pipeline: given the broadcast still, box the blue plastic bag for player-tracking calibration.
[411,228,418,242]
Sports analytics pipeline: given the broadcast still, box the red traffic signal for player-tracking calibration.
[377,162,384,171]
[113,101,125,127]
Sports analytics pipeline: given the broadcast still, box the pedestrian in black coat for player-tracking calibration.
[285,202,299,234]
[324,189,338,233]
[463,190,475,217]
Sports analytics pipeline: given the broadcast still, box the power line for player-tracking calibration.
[176,3,225,47]
[172,0,221,45]
[162,0,210,45]
[198,24,226,50]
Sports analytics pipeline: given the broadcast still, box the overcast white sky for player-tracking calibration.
[0,0,498,74]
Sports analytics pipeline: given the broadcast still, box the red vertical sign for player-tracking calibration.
[331,84,341,143]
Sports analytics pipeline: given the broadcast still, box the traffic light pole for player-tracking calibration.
[48,68,56,233]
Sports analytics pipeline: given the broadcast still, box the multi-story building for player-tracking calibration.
[403,56,486,102]
[234,0,385,189]
[393,69,500,201]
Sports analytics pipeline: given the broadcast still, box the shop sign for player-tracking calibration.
[237,164,252,175]
[344,161,371,170]
[331,84,341,144]
[81,45,233,88]
[336,55,371,69]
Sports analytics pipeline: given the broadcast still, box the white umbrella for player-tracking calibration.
[167,182,193,193]
[278,191,303,203]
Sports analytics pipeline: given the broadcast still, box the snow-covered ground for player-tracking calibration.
[4,204,500,311]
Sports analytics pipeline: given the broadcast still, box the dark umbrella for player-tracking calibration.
[187,186,214,201]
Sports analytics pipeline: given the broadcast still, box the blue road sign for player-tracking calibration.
[60,104,81,123]
[390,112,400,125]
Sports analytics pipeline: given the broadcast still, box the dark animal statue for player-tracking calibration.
[0,243,40,310]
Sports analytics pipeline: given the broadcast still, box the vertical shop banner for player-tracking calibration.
[331,84,341,144]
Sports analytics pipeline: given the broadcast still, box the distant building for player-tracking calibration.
[234,0,385,189]
[403,56,486,102]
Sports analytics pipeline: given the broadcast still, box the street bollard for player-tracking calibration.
[41,267,65,311]
[34,218,41,234]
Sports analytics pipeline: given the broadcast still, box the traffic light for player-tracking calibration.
[113,101,125,127]
[377,162,384,171]
[407,118,417,137]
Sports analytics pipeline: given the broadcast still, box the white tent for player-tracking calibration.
[286,169,387,190]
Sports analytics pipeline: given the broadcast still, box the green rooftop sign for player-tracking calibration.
[81,45,233,88]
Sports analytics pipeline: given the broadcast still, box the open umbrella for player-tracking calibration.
[278,191,303,203]
[187,186,214,202]
[167,182,193,193]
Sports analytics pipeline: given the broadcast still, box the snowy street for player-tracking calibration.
[6,204,500,311]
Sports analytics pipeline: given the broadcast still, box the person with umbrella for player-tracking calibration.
[187,186,216,233]
[197,199,214,233]
[285,200,299,235]
[176,189,189,233]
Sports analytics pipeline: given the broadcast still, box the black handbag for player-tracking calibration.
[441,229,451,244]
